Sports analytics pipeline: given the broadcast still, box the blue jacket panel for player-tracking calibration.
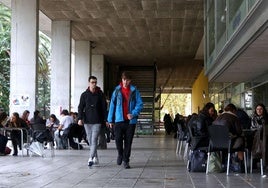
[107,85,143,124]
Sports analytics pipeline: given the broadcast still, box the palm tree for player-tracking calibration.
[37,32,51,117]
[0,4,11,112]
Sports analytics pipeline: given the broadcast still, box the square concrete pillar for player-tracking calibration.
[50,20,71,117]
[10,0,39,116]
[72,41,91,112]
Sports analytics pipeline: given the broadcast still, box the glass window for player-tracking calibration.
[208,0,215,56]
[248,0,257,10]
[216,0,227,51]
[228,0,245,37]
[252,83,268,107]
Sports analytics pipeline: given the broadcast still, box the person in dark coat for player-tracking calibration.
[251,103,268,169]
[7,112,28,156]
[195,102,215,147]
[188,102,215,149]
[213,104,244,150]
[0,111,8,155]
[213,103,245,172]
[77,76,107,167]
[163,113,173,135]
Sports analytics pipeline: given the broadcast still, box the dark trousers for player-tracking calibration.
[11,130,22,154]
[0,134,8,153]
[114,121,136,163]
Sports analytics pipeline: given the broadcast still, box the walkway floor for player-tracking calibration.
[0,133,267,188]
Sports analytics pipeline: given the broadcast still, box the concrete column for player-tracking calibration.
[92,55,104,91]
[10,0,39,116]
[50,21,71,117]
[72,41,91,112]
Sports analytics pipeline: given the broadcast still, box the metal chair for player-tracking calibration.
[176,123,188,155]
[250,129,264,176]
[206,125,247,175]
[187,123,208,170]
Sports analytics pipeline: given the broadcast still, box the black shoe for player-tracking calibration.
[117,156,123,165]
[13,153,18,156]
[106,137,110,143]
[88,161,93,167]
[123,162,130,169]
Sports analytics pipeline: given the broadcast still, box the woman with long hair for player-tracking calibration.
[8,112,28,156]
[251,103,268,169]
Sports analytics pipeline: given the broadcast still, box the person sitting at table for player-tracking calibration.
[21,110,30,128]
[0,111,9,155]
[46,114,59,137]
[0,111,9,128]
[213,103,245,171]
[7,112,28,156]
[251,103,268,170]
[54,109,74,149]
[30,110,46,126]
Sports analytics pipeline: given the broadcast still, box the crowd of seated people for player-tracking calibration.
[184,102,268,174]
[0,108,93,156]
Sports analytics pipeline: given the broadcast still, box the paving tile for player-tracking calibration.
[0,134,267,187]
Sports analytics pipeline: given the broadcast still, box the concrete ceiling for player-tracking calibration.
[1,0,205,93]
[213,28,268,83]
[39,0,205,93]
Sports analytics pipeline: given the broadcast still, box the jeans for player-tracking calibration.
[84,123,101,159]
[54,130,68,149]
[114,121,136,163]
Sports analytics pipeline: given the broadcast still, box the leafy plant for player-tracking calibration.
[0,4,11,112]
[37,32,51,117]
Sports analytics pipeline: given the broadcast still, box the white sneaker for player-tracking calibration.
[93,157,99,165]
[88,158,93,166]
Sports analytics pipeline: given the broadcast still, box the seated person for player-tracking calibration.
[213,103,245,171]
[54,110,73,149]
[29,110,53,145]
[0,111,9,128]
[0,111,10,156]
[7,112,28,156]
[46,114,59,137]
[63,123,88,149]
[0,134,8,156]
[188,102,215,149]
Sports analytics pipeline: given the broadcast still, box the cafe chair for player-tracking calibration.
[187,124,208,170]
[176,123,188,156]
[206,124,247,175]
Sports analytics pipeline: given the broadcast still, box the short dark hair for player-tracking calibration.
[88,76,97,82]
[61,109,69,115]
[224,103,237,112]
[121,71,132,80]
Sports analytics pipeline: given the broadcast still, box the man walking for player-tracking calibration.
[107,72,143,169]
[78,76,107,167]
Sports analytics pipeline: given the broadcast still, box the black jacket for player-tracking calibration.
[78,87,107,124]
[193,112,214,137]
